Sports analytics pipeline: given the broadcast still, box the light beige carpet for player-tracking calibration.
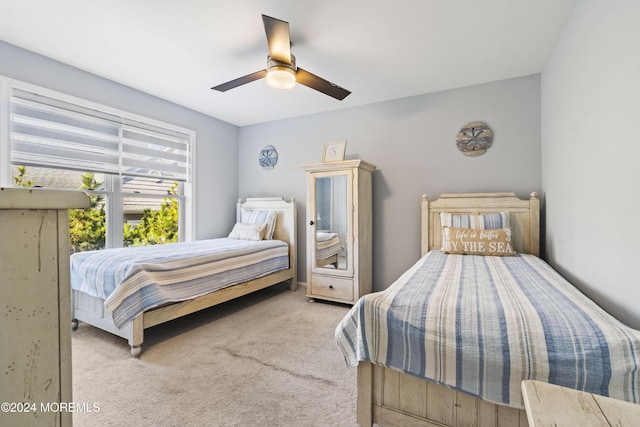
[71,283,358,427]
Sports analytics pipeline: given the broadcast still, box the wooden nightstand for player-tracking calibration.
[522,380,640,427]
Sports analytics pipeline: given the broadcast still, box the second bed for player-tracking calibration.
[71,197,297,356]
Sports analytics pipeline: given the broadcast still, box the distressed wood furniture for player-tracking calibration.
[522,380,640,427]
[0,187,90,427]
[357,192,540,427]
[71,197,297,357]
[301,160,376,304]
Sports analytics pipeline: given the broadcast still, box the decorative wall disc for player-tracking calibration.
[456,121,493,156]
[259,145,278,170]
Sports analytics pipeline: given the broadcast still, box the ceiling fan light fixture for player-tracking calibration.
[266,65,296,89]
[266,55,296,90]
[212,17,350,100]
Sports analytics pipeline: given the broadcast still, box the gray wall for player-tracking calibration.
[238,75,542,290]
[0,40,239,240]
[541,1,640,328]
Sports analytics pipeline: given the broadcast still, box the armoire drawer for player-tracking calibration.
[309,274,354,301]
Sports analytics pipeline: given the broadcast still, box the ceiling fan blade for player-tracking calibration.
[211,70,267,92]
[262,14,291,63]
[295,68,351,100]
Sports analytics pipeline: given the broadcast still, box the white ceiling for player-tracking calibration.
[0,0,576,127]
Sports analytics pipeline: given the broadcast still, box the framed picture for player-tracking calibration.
[322,141,347,162]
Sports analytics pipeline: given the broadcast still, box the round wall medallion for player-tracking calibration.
[456,121,493,157]
[259,145,278,170]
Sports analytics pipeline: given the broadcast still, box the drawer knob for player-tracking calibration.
[329,285,333,289]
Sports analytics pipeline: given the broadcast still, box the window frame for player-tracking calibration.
[0,76,196,245]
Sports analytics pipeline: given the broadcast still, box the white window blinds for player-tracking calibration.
[10,88,191,181]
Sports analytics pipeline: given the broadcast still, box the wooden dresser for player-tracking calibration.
[301,160,376,304]
[522,380,640,427]
[0,187,89,427]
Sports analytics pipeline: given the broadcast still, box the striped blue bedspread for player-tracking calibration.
[335,250,640,408]
[71,238,289,328]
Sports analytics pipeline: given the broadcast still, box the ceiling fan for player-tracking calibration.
[211,14,351,101]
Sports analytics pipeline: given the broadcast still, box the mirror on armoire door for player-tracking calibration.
[313,175,348,271]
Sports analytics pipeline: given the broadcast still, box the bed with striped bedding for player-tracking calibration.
[71,197,296,357]
[335,250,640,409]
[71,238,289,329]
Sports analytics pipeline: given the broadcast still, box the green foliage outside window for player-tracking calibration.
[123,182,179,247]
[13,166,179,252]
[13,165,34,187]
[69,173,106,253]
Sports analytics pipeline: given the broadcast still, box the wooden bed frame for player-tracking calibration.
[357,192,540,427]
[71,197,297,357]
[316,253,339,268]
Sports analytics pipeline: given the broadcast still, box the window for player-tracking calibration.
[1,77,195,250]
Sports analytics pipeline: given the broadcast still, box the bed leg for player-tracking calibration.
[71,319,78,331]
[130,346,142,358]
[357,362,373,427]
[128,315,144,357]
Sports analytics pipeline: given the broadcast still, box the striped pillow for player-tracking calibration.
[241,209,277,240]
[439,211,510,229]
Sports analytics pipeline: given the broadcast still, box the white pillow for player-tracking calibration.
[240,209,277,239]
[228,222,267,241]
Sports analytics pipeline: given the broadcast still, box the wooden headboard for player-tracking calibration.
[237,197,297,286]
[421,192,540,257]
